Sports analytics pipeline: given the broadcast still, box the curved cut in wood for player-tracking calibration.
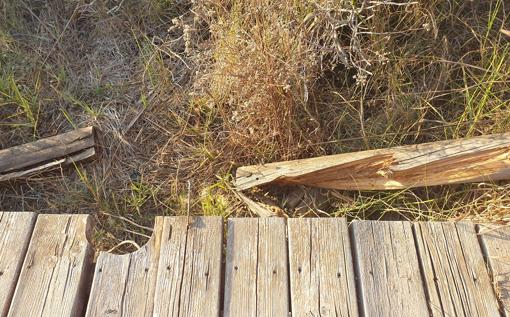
[8,214,93,317]
[85,217,163,317]
[235,132,510,190]
[0,212,36,317]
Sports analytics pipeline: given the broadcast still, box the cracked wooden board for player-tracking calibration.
[352,221,428,316]
[7,214,93,317]
[153,216,223,317]
[85,218,163,317]
[478,224,510,316]
[0,212,36,317]
[224,218,289,316]
[414,222,499,316]
[288,218,358,316]
[235,132,510,190]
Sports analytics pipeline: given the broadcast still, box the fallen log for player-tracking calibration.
[0,126,96,181]
[235,133,510,191]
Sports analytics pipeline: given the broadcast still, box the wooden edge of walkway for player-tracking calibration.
[0,212,509,317]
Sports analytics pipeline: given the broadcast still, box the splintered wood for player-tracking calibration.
[0,126,96,182]
[235,132,510,190]
[2,214,510,316]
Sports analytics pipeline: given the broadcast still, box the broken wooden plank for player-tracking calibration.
[479,224,510,316]
[288,218,358,316]
[8,214,93,317]
[352,221,428,316]
[0,127,96,181]
[224,218,289,316]
[154,217,223,317]
[0,212,36,317]
[236,132,510,190]
[85,218,163,317]
[414,222,500,316]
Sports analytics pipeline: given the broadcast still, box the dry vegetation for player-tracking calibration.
[0,0,509,251]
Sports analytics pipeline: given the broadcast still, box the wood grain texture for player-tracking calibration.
[0,212,36,317]
[224,218,289,317]
[236,132,510,190]
[8,214,93,317]
[352,221,428,317]
[414,222,500,316]
[85,218,163,317]
[224,218,257,316]
[479,224,510,316]
[154,216,223,317]
[288,218,358,317]
[0,127,96,181]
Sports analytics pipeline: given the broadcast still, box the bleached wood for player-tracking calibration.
[236,192,276,217]
[0,127,96,181]
[352,221,428,316]
[154,216,223,317]
[414,222,500,316]
[288,218,358,316]
[8,214,93,317]
[479,224,510,316]
[85,218,163,317]
[236,132,510,190]
[224,218,289,316]
[224,218,257,316]
[0,212,36,317]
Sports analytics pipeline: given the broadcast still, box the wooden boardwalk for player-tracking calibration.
[0,212,508,316]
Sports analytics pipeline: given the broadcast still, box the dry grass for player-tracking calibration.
[0,0,509,252]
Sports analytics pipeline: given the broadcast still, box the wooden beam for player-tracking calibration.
[235,132,510,190]
[0,127,96,182]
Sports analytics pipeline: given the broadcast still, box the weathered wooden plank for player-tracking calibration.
[85,218,163,317]
[236,132,510,190]
[257,218,289,316]
[152,217,188,316]
[352,221,428,316]
[288,218,358,317]
[224,218,258,316]
[8,214,93,317]
[154,216,223,317]
[479,224,510,316]
[414,222,500,316]
[0,127,96,181]
[224,218,289,316]
[0,212,36,317]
